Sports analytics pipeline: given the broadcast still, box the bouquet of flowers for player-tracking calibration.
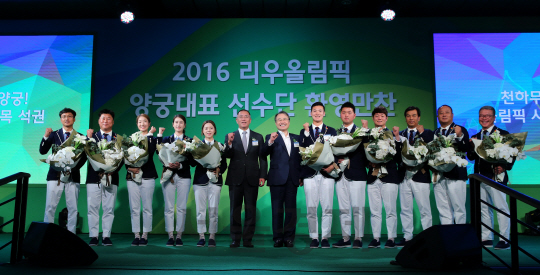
[185,136,225,183]
[401,137,429,180]
[40,132,86,184]
[121,132,149,183]
[471,130,527,182]
[156,136,192,184]
[426,134,468,183]
[300,140,340,177]
[364,127,397,178]
[329,126,369,156]
[85,136,124,187]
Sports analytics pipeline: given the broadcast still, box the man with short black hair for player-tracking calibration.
[263,111,302,248]
[299,102,338,248]
[224,110,267,248]
[397,106,434,246]
[468,105,513,250]
[333,102,369,249]
[366,105,402,249]
[39,108,87,234]
[86,109,123,246]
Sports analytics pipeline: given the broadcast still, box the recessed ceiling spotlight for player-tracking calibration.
[120,11,134,24]
[381,9,396,21]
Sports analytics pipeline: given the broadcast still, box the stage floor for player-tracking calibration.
[1,233,539,274]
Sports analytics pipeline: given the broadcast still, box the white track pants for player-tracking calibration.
[162,175,191,233]
[193,183,222,234]
[367,179,399,239]
[335,177,366,239]
[303,173,335,239]
[480,182,510,240]
[127,179,155,233]
[433,178,467,225]
[44,180,80,234]
[87,184,117,238]
[400,179,432,241]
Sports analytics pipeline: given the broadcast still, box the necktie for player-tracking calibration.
[408,130,415,145]
[242,131,248,153]
[103,133,109,142]
[65,132,70,140]
[442,129,447,136]
[314,127,320,138]
[482,130,489,140]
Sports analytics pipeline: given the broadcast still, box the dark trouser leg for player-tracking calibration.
[270,185,286,241]
[283,179,298,241]
[229,183,245,242]
[243,183,259,242]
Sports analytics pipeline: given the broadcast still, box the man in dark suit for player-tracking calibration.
[468,105,513,250]
[299,102,338,249]
[263,111,302,248]
[39,108,87,234]
[223,109,267,248]
[397,106,434,246]
[86,109,123,246]
[433,105,470,226]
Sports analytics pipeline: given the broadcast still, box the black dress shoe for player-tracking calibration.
[230,240,240,248]
[285,240,294,248]
[273,239,284,247]
[243,241,254,248]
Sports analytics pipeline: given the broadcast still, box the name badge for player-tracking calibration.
[252,140,259,146]
[293,141,299,147]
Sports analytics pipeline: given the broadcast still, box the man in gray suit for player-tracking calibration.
[224,110,268,247]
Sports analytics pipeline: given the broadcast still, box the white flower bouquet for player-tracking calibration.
[401,138,429,180]
[40,131,86,184]
[426,134,468,183]
[329,126,369,156]
[120,132,150,183]
[85,136,124,187]
[156,137,191,184]
[300,141,339,177]
[471,130,527,182]
[364,127,397,178]
[185,136,225,183]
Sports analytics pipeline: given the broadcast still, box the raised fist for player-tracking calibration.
[417,125,425,134]
[454,126,462,137]
[303,122,310,132]
[227,132,235,145]
[159,127,166,135]
[87,129,94,138]
[392,126,400,141]
[269,132,279,143]
[361,119,369,129]
[44,128,53,137]
[149,126,156,134]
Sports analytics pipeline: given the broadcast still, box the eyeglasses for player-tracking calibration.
[276,118,289,122]
[237,115,250,119]
[479,115,494,119]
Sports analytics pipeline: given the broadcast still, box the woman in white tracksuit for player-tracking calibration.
[160,114,195,246]
[126,114,163,246]
[192,120,227,247]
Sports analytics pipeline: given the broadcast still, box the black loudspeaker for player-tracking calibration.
[22,222,98,266]
[395,224,482,270]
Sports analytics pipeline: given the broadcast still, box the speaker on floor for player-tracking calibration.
[22,222,98,266]
[395,224,482,270]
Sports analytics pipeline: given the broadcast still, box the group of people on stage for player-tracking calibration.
[39,102,514,250]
